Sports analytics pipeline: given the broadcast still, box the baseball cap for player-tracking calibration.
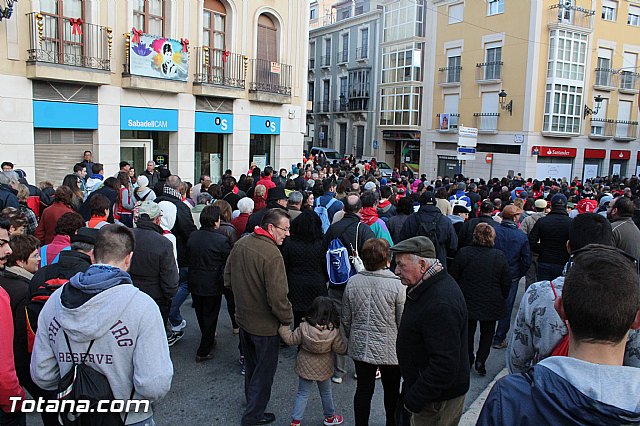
[550,193,568,206]
[138,201,162,219]
[534,199,548,209]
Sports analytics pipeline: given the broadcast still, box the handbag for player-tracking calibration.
[350,222,365,273]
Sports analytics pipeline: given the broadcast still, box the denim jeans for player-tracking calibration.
[169,267,189,327]
[494,278,520,344]
[327,287,347,378]
[291,377,335,421]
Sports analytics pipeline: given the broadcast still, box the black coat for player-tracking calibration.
[244,203,287,234]
[397,205,458,266]
[282,237,328,312]
[457,215,497,249]
[221,191,241,211]
[528,209,572,265]
[29,250,92,295]
[396,271,470,412]
[450,245,511,321]
[80,186,117,223]
[154,193,197,268]
[187,228,232,296]
[0,184,19,210]
[0,269,30,384]
[129,220,179,301]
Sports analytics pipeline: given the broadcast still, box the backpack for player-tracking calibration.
[132,190,152,225]
[326,222,362,286]
[416,211,442,260]
[57,331,127,426]
[450,194,468,208]
[314,197,337,233]
[549,280,569,357]
[39,245,71,268]
[27,195,41,220]
[26,277,69,352]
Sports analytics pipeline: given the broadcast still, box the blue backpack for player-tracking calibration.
[315,197,337,233]
[326,222,362,286]
[39,245,71,268]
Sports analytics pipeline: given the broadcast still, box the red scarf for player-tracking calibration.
[360,207,379,226]
[254,226,276,243]
[378,199,391,209]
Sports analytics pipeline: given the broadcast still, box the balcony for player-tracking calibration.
[435,113,460,132]
[320,55,331,68]
[438,66,462,87]
[26,12,112,85]
[613,121,638,141]
[248,59,292,103]
[336,50,349,65]
[473,112,500,134]
[348,97,369,112]
[193,48,246,98]
[593,68,616,91]
[333,99,348,113]
[476,62,502,84]
[547,2,595,32]
[588,118,615,140]
[619,72,640,94]
[355,47,368,61]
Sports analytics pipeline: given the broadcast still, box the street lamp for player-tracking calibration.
[583,94,604,119]
[0,0,17,21]
[498,89,513,116]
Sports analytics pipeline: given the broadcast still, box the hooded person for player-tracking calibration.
[158,200,178,266]
[30,225,173,425]
[133,175,156,203]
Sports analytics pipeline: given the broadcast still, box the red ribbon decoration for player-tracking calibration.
[131,27,142,45]
[180,38,189,53]
[222,50,231,63]
[70,18,83,36]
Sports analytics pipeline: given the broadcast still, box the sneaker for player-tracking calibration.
[323,415,343,425]
[238,356,246,375]
[233,327,240,335]
[492,340,507,349]
[375,368,381,380]
[290,421,301,426]
[331,376,342,384]
[167,331,183,347]
[171,319,187,332]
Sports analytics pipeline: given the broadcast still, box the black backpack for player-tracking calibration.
[26,277,68,353]
[416,211,442,259]
[57,331,127,426]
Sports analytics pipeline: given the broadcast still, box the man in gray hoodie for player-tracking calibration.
[30,225,173,425]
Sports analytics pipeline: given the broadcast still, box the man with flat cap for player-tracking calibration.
[392,236,469,426]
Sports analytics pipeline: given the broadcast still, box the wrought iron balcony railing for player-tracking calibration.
[248,59,291,95]
[614,120,638,141]
[473,112,500,133]
[193,48,245,89]
[438,66,462,85]
[476,62,502,83]
[589,118,615,139]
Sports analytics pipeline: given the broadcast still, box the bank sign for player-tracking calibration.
[120,106,179,131]
[195,112,233,134]
[250,115,281,135]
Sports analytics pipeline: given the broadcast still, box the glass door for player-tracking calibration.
[121,139,152,179]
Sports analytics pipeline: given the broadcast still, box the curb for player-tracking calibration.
[459,368,508,425]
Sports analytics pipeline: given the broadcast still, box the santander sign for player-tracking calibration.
[538,146,577,158]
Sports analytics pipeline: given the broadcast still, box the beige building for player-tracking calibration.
[406,0,640,180]
[0,0,309,184]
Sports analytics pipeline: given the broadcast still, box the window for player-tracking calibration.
[479,92,499,130]
[589,98,607,135]
[383,0,424,42]
[323,38,331,66]
[543,83,583,134]
[39,0,85,66]
[341,9,351,20]
[595,56,612,86]
[310,8,317,20]
[133,0,164,35]
[202,0,226,81]
[322,79,330,112]
[257,14,278,62]
[484,45,502,80]
[602,0,617,21]
[546,29,587,81]
[339,33,349,63]
[359,28,369,59]
[446,48,461,83]
[488,0,504,16]
[443,94,459,128]
[629,4,640,26]
[379,86,422,126]
[309,41,315,68]
[382,43,423,84]
[348,69,370,98]
[621,52,638,90]
[339,76,348,97]
[448,3,464,24]
[308,81,314,102]
[616,100,632,138]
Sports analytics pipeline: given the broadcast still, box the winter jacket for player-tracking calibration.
[216,221,238,245]
[282,237,328,313]
[323,212,376,287]
[190,204,205,229]
[244,203,287,234]
[494,220,531,280]
[529,209,572,265]
[448,191,471,207]
[611,217,640,260]
[80,185,117,224]
[397,205,458,267]
[0,287,25,413]
[154,193,196,268]
[520,211,545,236]
[435,198,453,216]
[34,202,75,245]
[221,191,241,211]
[0,184,19,210]
[133,187,156,203]
[85,175,104,194]
[278,322,347,382]
[447,214,465,236]
[255,177,276,198]
[377,200,397,220]
[231,213,250,235]
[478,357,640,425]
[387,213,409,244]
[29,250,92,296]
[342,269,405,365]
[224,231,293,336]
[450,246,511,321]
[141,170,159,190]
[317,192,344,222]
[129,219,179,302]
[458,215,497,248]
[507,276,640,373]
[0,268,30,385]
[360,210,394,246]
[396,270,469,412]
[187,227,232,296]
[30,265,173,424]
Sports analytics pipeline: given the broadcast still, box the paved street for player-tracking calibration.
[28,283,525,426]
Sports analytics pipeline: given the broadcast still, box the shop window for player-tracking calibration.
[134,0,165,35]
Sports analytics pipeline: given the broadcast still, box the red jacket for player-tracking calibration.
[256,178,276,197]
[231,213,251,236]
[0,287,24,412]
[34,202,75,245]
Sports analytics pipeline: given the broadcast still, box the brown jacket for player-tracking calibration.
[279,322,347,381]
[224,232,293,336]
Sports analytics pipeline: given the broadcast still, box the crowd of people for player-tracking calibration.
[1,151,640,426]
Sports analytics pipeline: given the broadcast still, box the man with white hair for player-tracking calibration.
[286,191,303,220]
[392,236,469,426]
[0,171,20,210]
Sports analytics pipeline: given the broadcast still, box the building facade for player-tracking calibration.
[307,0,382,157]
[419,0,640,180]
[1,0,309,185]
